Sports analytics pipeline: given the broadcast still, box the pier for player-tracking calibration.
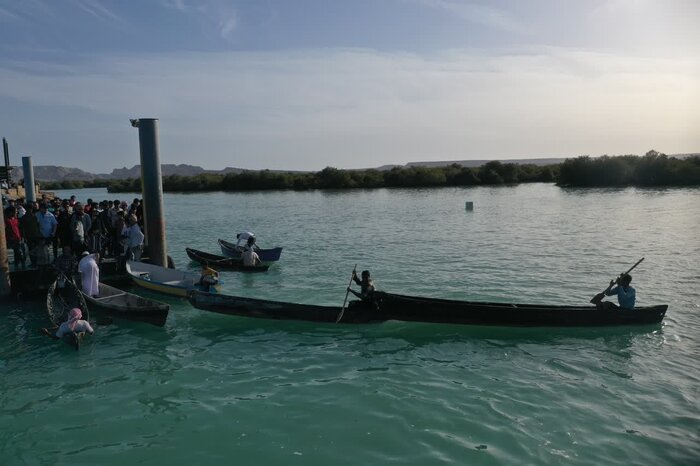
[2,120,169,299]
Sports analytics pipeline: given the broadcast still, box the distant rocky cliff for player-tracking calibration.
[9,164,245,182]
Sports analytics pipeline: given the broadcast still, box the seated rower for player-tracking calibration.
[601,273,636,309]
[199,265,220,292]
[242,244,261,267]
[41,308,94,340]
[347,270,376,302]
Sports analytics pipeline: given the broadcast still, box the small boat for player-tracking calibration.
[126,260,219,297]
[46,275,90,350]
[218,238,283,263]
[188,290,667,327]
[185,248,270,272]
[80,282,170,327]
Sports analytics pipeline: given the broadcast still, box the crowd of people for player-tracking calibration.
[3,194,145,270]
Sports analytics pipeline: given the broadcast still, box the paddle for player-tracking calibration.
[336,264,357,323]
[590,257,644,304]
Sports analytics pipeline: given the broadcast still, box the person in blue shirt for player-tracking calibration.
[603,273,636,309]
[37,202,59,260]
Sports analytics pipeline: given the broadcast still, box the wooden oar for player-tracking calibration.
[590,257,644,304]
[336,264,357,323]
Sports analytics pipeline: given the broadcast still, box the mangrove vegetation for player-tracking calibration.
[557,151,700,187]
[39,152,700,194]
[106,161,558,193]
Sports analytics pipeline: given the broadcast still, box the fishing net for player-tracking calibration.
[46,274,89,326]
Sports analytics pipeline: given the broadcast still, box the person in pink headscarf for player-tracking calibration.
[42,308,94,340]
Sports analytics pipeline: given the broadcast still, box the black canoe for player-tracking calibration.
[81,282,170,327]
[186,247,270,272]
[46,275,90,350]
[47,275,90,326]
[188,290,667,327]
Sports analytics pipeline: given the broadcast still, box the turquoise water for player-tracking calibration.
[2,184,699,465]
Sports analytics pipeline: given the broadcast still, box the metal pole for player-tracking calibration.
[22,156,36,203]
[2,138,10,183]
[131,118,167,268]
[3,138,9,168]
[0,203,11,297]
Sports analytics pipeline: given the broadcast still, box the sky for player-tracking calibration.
[0,0,698,172]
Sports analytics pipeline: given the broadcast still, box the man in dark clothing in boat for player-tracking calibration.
[347,270,376,304]
[600,273,636,309]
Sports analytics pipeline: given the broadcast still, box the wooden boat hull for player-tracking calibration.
[47,275,90,326]
[126,261,218,298]
[189,291,372,323]
[46,276,90,350]
[218,239,283,263]
[81,282,170,327]
[185,248,270,272]
[189,290,667,327]
[373,292,667,327]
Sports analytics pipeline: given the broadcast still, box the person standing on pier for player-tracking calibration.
[78,251,100,298]
[37,202,59,260]
[114,210,127,260]
[19,202,41,267]
[55,201,73,253]
[70,203,91,255]
[4,206,25,267]
[16,199,26,218]
[125,214,144,262]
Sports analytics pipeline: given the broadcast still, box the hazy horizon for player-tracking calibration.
[0,1,698,172]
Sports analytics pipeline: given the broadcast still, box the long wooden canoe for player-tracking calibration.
[217,239,283,263]
[185,248,270,272]
[188,290,667,327]
[81,282,170,327]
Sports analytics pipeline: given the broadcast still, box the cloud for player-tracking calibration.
[70,0,121,22]
[161,0,187,11]
[160,0,239,40]
[0,7,19,21]
[408,0,528,34]
[218,13,237,39]
[0,46,697,170]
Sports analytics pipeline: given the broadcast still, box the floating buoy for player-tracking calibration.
[465,201,474,211]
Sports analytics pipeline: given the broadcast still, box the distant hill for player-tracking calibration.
[9,164,246,182]
[375,157,567,170]
[8,165,97,182]
[6,153,697,182]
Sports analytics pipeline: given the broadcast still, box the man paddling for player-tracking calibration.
[347,270,376,301]
[600,273,636,309]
